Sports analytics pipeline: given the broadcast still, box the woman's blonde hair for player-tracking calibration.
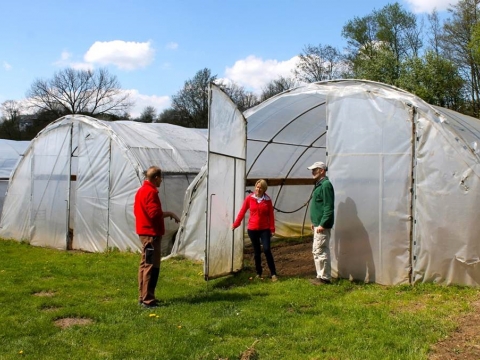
[255,179,268,191]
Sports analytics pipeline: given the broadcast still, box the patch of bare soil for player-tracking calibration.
[246,239,480,359]
[244,238,315,278]
[54,317,93,329]
[239,339,259,360]
[428,300,480,359]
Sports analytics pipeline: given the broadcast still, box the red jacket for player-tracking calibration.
[233,193,275,233]
[134,180,165,236]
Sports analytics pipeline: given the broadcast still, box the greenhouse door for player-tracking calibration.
[30,125,72,249]
[205,84,247,279]
[326,94,414,285]
[74,125,111,252]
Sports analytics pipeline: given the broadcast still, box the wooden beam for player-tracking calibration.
[246,178,314,186]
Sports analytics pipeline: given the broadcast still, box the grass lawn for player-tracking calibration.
[0,239,478,360]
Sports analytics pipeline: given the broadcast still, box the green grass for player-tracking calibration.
[0,239,478,360]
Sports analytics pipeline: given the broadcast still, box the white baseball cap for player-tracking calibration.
[307,161,327,170]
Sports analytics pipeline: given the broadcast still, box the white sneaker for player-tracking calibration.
[271,275,278,282]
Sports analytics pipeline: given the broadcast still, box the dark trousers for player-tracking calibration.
[138,235,161,305]
[247,229,277,277]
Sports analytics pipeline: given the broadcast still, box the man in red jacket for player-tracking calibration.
[134,166,179,308]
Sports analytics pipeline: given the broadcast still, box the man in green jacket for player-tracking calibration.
[308,161,335,285]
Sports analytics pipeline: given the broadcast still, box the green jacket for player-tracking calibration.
[309,176,335,228]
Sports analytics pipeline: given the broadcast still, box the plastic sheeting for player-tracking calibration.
[245,88,327,237]
[168,165,207,261]
[168,85,247,279]
[205,84,246,279]
[0,115,207,252]
[0,139,29,219]
[245,80,480,285]
[173,79,480,286]
[327,86,413,285]
[413,107,480,285]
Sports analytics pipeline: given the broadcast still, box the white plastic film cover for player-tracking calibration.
[0,115,207,253]
[106,141,141,252]
[413,111,480,285]
[0,140,29,178]
[30,125,72,249]
[205,84,246,279]
[0,140,29,221]
[327,87,413,285]
[74,123,110,252]
[0,149,33,240]
[169,165,208,261]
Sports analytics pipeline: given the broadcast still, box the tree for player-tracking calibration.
[158,108,180,124]
[354,45,399,84]
[219,81,259,112]
[398,51,465,109]
[1,100,22,122]
[342,2,422,84]
[294,44,344,83]
[427,9,443,55]
[0,100,22,139]
[375,2,422,61]
[168,68,215,128]
[26,67,133,118]
[442,0,480,116]
[137,106,157,123]
[260,76,297,102]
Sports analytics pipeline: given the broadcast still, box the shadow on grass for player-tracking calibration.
[206,269,276,290]
[182,291,256,305]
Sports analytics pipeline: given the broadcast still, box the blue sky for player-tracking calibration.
[0,0,456,117]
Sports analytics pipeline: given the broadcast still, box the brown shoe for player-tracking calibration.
[309,278,331,285]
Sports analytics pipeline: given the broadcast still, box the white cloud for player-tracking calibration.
[404,0,459,13]
[84,40,155,70]
[60,51,72,61]
[224,55,299,94]
[53,50,93,70]
[124,89,171,118]
[3,61,12,71]
[166,42,178,50]
[70,62,95,71]
[53,50,72,66]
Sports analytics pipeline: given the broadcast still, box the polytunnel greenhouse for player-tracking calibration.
[173,80,480,286]
[0,139,29,217]
[0,115,207,253]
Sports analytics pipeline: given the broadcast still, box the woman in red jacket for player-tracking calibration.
[232,179,278,281]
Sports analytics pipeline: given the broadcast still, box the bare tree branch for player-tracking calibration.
[26,67,133,118]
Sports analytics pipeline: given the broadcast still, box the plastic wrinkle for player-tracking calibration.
[455,256,480,266]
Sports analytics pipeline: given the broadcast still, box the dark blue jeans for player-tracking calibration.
[248,229,277,277]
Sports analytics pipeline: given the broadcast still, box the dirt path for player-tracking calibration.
[244,239,480,359]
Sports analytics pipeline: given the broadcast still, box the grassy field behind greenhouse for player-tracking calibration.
[0,239,478,360]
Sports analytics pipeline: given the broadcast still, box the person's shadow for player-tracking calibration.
[334,197,375,283]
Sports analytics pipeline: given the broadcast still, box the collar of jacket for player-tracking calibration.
[315,176,328,188]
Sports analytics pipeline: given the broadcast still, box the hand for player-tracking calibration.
[316,226,324,234]
[170,214,180,223]
[231,225,235,231]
